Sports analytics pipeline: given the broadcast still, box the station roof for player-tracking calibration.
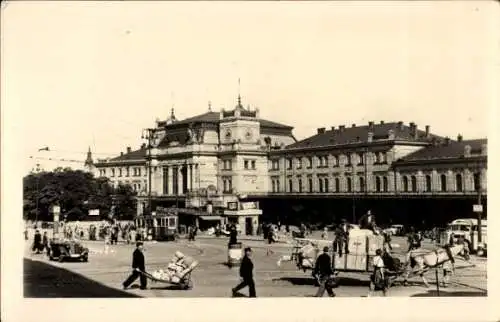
[286,122,442,150]
[397,139,487,162]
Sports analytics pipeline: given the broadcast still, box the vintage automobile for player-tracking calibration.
[47,239,89,262]
[438,218,487,256]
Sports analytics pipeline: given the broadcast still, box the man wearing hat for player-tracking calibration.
[334,219,349,256]
[232,247,256,297]
[123,241,147,290]
[314,246,336,297]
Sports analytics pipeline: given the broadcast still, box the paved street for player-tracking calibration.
[24,235,487,298]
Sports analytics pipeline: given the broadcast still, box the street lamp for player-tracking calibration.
[142,129,158,215]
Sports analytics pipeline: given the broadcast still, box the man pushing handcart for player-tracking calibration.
[138,251,199,290]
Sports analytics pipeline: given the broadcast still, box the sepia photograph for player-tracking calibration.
[1,1,498,321]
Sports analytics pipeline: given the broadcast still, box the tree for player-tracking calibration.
[112,183,137,220]
[23,169,137,222]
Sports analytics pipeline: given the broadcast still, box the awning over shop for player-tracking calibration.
[200,216,222,221]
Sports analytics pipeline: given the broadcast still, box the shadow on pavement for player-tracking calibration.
[24,258,141,298]
[276,276,370,287]
[411,290,487,297]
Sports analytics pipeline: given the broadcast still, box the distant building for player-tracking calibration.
[94,102,487,228]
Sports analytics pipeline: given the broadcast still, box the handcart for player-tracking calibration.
[139,251,198,290]
[138,269,194,290]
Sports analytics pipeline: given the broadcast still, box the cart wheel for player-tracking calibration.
[58,256,64,263]
[184,279,193,290]
[82,255,88,262]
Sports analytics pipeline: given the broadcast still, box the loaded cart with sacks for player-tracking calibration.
[139,251,199,290]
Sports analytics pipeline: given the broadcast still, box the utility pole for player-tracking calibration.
[476,163,483,243]
[142,128,158,216]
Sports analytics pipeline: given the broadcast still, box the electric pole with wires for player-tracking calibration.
[142,128,159,216]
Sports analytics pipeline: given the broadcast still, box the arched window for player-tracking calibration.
[473,173,481,191]
[383,177,388,192]
[359,177,365,192]
[425,175,432,192]
[324,178,329,192]
[346,177,352,192]
[309,178,313,192]
[298,179,303,193]
[456,174,463,192]
[289,179,293,192]
[440,174,447,192]
[319,178,323,192]
[335,178,340,192]
[411,176,417,192]
[271,180,276,192]
[403,176,409,192]
[376,177,381,192]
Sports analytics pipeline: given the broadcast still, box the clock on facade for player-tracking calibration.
[225,129,232,139]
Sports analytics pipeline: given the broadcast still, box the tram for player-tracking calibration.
[135,207,179,241]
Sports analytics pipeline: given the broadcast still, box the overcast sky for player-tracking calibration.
[2,1,498,174]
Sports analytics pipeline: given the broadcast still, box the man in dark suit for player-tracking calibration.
[314,246,336,297]
[334,219,349,256]
[123,241,147,290]
[229,224,238,245]
[232,247,256,297]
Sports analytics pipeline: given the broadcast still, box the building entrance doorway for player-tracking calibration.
[245,217,253,235]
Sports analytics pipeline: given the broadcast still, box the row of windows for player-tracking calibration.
[400,173,481,192]
[223,160,257,171]
[276,152,388,171]
[99,167,143,178]
[271,172,482,193]
[109,180,145,192]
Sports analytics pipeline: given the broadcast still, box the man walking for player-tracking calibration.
[232,247,256,297]
[123,241,147,290]
[314,246,336,297]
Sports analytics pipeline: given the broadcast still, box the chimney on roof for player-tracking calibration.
[398,121,404,131]
[331,126,335,131]
[457,134,463,142]
[464,145,471,157]
[380,121,384,125]
[317,127,326,134]
[367,131,374,143]
[141,143,146,150]
[444,137,451,145]
[388,129,395,140]
[425,125,430,138]
[481,143,487,156]
[352,123,356,128]
[120,152,124,156]
[411,123,418,139]
[126,146,132,153]
[368,121,374,130]
[339,125,345,132]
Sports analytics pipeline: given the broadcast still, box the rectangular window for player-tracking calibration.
[287,159,292,170]
[244,160,249,169]
[138,168,141,176]
[333,156,339,167]
[126,167,130,177]
[346,155,352,166]
[358,153,364,166]
[298,179,303,193]
[251,160,256,169]
[223,160,232,170]
[271,160,279,170]
[288,179,293,192]
[118,168,122,177]
[163,167,169,195]
[307,157,313,169]
[111,169,115,177]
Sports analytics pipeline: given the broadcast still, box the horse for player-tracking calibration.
[402,242,471,287]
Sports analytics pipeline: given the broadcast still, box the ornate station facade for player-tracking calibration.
[92,96,487,231]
